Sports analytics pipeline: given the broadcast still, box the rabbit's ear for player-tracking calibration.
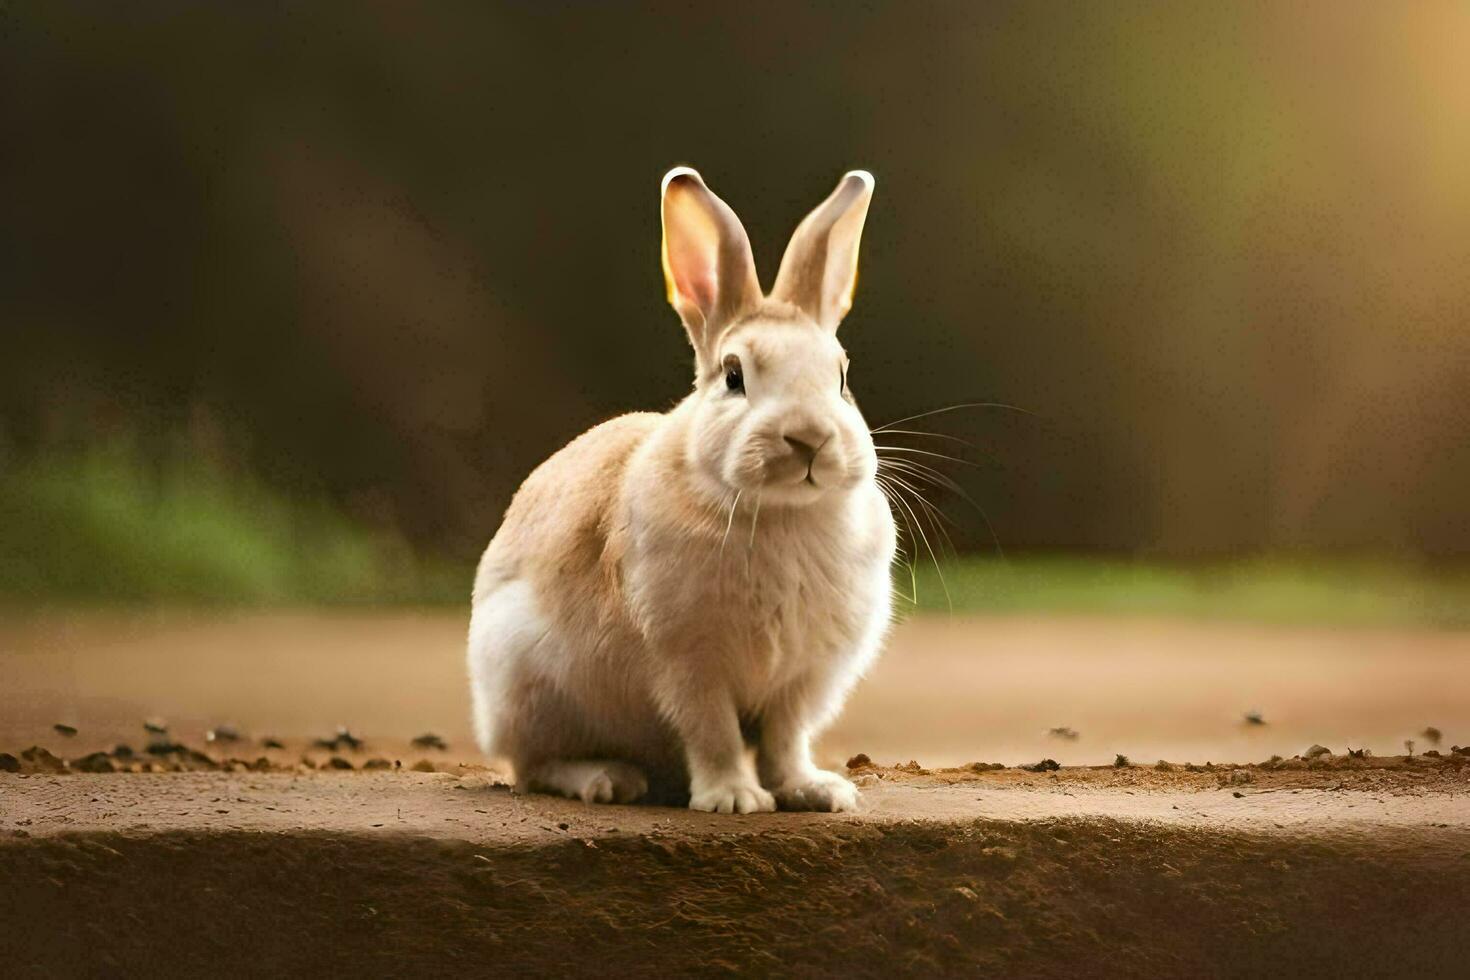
[661,167,762,368]
[771,171,874,332]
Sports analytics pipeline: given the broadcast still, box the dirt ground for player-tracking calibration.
[2,753,1469,977]
[3,610,1468,767]
[3,611,1469,975]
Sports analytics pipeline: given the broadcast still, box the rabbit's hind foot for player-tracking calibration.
[521,759,648,805]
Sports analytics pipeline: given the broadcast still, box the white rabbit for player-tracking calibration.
[467,167,895,813]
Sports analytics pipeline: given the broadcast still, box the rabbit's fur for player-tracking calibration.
[468,168,895,812]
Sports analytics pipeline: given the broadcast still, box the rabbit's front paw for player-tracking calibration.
[773,770,860,812]
[688,775,776,814]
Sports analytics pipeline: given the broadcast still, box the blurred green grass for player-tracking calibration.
[0,448,467,605]
[904,556,1470,629]
[2,448,1467,626]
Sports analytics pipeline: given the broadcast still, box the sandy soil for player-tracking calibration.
[3,610,1467,767]
[2,755,1469,977]
[3,611,1468,975]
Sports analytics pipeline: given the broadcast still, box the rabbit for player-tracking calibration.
[467,166,895,813]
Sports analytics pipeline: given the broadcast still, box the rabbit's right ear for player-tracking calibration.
[660,167,762,372]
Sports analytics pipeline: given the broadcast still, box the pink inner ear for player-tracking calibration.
[680,267,717,313]
[670,237,719,314]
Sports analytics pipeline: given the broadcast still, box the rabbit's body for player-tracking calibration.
[468,169,894,812]
[469,391,894,806]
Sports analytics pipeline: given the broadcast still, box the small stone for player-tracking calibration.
[326,756,354,770]
[53,723,78,737]
[1242,710,1266,726]
[952,886,978,901]
[1232,791,1244,798]
[363,758,392,770]
[182,749,220,770]
[21,746,66,772]
[261,737,285,749]
[411,733,448,751]
[143,718,169,734]
[1304,744,1331,760]
[146,740,186,757]
[112,744,135,759]
[73,752,117,773]
[0,753,19,773]
[845,753,873,770]
[1424,749,1442,758]
[206,725,241,744]
[411,759,437,773]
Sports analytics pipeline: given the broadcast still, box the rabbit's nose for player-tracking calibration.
[783,426,832,467]
[784,435,817,465]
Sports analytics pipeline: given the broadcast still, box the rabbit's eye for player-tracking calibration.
[723,354,744,395]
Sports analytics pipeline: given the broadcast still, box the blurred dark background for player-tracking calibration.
[3,1,1468,600]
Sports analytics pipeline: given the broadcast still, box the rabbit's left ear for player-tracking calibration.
[771,171,874,332]
[661,167,763,371]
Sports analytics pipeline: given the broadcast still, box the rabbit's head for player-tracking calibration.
[661,167,878,508]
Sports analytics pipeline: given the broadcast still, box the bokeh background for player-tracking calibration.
[3,1,1469,610]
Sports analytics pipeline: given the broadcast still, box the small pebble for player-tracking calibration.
[73,752,116,773]
[53,724,78,737]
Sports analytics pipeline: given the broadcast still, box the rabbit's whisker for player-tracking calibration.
[872,401,1036,433]
[719,489,742,560]
[870,428,978,449]
[877,460,1007,563]
[883,472,959,566]
[747,492,762,552]
[874,475,919,604]
[879,474,951,612]
[874,445,981,468]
